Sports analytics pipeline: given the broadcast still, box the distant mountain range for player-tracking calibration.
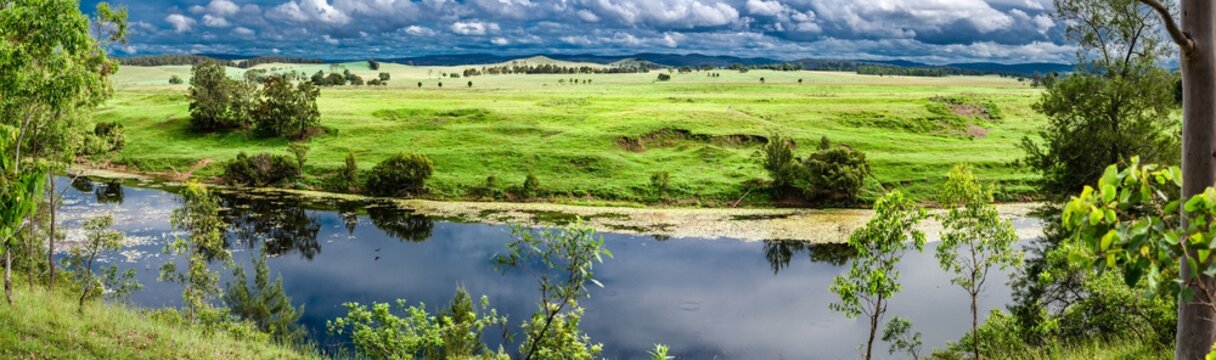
[173,52,1072,76]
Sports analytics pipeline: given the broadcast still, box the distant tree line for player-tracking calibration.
[236,56,323,68]
[117,55,323,68]
[464,63,656,76]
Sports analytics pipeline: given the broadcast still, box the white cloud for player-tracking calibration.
[404,25,436,36]
[812,0,1015,38]
[450,20,499,36]
[206,0,240,17]
[746,0,785,17]
[165,14,196,33]
[322,34,339,45]
[233,27,255,36]
[269,0,350,25]
[203,14,230,28]
[491,37,510,45]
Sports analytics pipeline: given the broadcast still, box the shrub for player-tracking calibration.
[657,73,671,81]
[341,152,359,189]
[93,121,125,151]
[522,174,541,198]
[168,75,184,85]
[802,146,870,202]
[223,152,301,187]
[761,135,798,196]
[650,171,670,199]
[365,153,434,197]
[287,143,309,172]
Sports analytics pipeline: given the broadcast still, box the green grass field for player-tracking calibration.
[96,58,1045,206]
[0,285,316,359]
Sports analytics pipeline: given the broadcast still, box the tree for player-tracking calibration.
[188,61,248,131]
[1130,0,1216,357]
[656,73,671,81]
[169,75,183,84]
[342,151,359,191]
[935,164,1022,359]
[328,288,508,359]
[830,190,926,360]
[1,1,126,291]
[68,215,139,313]
[0,127,45,304]
[364,153,434,197]
[325,72,346,86]
[802,146,870,203]
[379,72,390,81]
[467,81,473,88]
[253,76,320,140]
[224,247,304,342]
[761,135,797,196]
[881,317,922,360]
[368,59,380,70]
[161,182,230,321]
[495,220,611,360]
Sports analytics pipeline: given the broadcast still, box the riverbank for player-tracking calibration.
[0,285,317,359]
[70,167,1043,242]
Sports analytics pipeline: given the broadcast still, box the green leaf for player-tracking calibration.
[1101,184,1116,203]
[1089,207,1104,225]
[1100,230,1117,251]
[1099,164,1118,188]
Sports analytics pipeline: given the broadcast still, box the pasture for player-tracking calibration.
[96,58,1044,206]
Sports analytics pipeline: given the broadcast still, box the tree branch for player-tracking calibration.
[1138,0,1195,53]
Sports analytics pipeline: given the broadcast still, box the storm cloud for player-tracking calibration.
[90,0,1073,64]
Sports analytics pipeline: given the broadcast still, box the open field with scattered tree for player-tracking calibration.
[95,58,1045,206]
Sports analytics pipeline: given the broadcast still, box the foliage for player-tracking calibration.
[161,182,231,321]
[1019,0,1179,201]
[168,75,184,84]
[830,190,926,360]
[801,145,870,203]
[327,288,508,360]
[656,73,671,81]
[650,171,670,200]
[522,174,542,199]
[253,76,321,140]
[92,121,125,152]
[188,61,252,131]
[0,126,46,304]
[648,344,674,360]
[882,317,922,360]
[223,152,301,187]
[761,135,797,196]
[494,220,612,360]
[224,248,305,343]
[365,153,434,197]
[934,164,1022,358]
[67,215,140,312]
[339,151,359,191]
[287,143,309,172]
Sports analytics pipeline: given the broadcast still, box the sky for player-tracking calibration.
[85,0,1077,64]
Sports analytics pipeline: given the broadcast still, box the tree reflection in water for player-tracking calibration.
[95,180,124,204]
[366,202,433,242]
[762,240,856,274]
[221,193,322,260]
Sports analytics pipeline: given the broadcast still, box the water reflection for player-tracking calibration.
[57,177,1023,359]
[366,202,434,242]
[221,192,322,260]
[763,240,856,274]
[95,180,124,204]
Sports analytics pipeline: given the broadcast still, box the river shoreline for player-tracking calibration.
[70,167,1045,243]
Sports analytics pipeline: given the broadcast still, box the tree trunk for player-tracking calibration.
[47,176,55,290]
[971,294,979,360]
[866,311,878,360]
[1178,1,1216,359]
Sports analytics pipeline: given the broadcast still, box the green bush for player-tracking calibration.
[522,174,541,199]
[801,146,870,202]
[93,121,126,151]
[650,171,670,199]
[657,73,671,81]
[253,76,321,140]
[223,152,301,187]
[364,153,434,197]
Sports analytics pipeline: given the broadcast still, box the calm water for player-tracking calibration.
[57,177,1032,359]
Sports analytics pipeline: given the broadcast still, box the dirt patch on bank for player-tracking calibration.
[617,128,769,152]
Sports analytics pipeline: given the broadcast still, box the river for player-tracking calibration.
[55,176,1042,359]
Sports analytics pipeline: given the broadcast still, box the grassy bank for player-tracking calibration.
[97,61,1044,206]
[0,285,316,359]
